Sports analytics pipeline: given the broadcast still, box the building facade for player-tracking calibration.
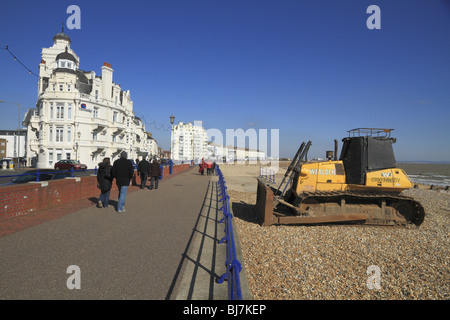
[0,129,26,161]
[23,30,155,169]
[171,121,207,161]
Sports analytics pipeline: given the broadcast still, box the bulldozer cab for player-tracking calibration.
[339,128,397,185]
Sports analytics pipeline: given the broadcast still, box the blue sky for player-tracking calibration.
[1,0,449,161]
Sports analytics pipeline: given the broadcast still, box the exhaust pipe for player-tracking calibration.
[334,139,338,160]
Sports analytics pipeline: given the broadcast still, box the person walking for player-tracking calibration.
[97,157,113,208]
[199,158,206,175]
[206,160,212,176]
[137,155,150,189]
[149,158,161,190]
[112,151,134,213]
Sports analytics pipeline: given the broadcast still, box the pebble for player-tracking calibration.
[221,164,450,300]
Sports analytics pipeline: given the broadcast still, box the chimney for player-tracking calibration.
[101,62,113,100]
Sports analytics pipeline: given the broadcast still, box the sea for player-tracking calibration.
[397,162,450,187]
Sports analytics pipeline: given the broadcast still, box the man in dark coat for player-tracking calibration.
[112,151,134,213]
[137,156,150,189]
[149,158,161,190]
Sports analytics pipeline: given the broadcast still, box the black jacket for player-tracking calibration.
[137,159,150,173]
[150,161,161,177]
[97,162,113,192]
[112,157,134,186]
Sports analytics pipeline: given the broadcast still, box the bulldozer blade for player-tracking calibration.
[256,178,277,226]
[277,214,368,225]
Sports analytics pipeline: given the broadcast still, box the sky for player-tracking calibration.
[1,0,449,162]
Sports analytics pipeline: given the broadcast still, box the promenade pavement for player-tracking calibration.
[0,167,250,300]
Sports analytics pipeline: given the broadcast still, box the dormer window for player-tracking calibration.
[55,47,77,71]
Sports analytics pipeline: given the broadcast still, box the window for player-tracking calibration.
[49,152,53,166]
[59,84,63,91]
[93,108,99,118]
[50,103,54,119]
[56,127,64,142]
[67,103,72,119]
[113,111,118,122]
[93,131,97,141]
[56,103,64,119]
[49,127,53,142]
[67,84,71,92]
[67,127,72,142]
[61,61,66,68]
[52,84,56,91]
[95,90,99,100]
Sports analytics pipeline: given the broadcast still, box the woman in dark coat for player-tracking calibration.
[149,158,161,190]
[97,157,113,208]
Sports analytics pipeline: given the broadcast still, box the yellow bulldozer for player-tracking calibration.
[256,128,425,226]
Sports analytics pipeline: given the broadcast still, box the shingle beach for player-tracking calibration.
[220,163,449,300]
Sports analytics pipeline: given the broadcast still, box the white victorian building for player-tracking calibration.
[23,30,155,169]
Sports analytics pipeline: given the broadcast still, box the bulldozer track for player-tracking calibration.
[300,190,415,201]
[287,190,425,226]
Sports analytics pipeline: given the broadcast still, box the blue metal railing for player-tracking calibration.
[216,165,243,300]
[1,160,186,185]
[0,167,95,183]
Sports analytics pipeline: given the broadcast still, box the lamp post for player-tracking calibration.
[76,131,81,161]
[170,114,175,160]
[0,100,21,168]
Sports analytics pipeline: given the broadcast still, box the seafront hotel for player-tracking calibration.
[22,29,157,169]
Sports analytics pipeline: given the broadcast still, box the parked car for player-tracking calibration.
[54,159,87,171]
[1,170,71,186]
[1,158,13,168]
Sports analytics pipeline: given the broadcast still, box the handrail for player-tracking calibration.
[216,164,243,300]
[0,160,184,184]
[0,168,96,183]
